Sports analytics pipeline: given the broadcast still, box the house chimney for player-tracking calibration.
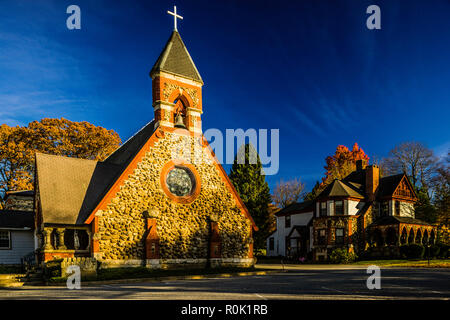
[365,165,380,201]
[356,159,367,171]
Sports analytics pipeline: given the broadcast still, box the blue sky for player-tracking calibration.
[1,0,449,192]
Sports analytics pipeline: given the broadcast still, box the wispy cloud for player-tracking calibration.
[291,107,326,138]
[0,91,86,125]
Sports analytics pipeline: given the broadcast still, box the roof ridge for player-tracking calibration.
[35,152,98,163]
[104,120,155,162]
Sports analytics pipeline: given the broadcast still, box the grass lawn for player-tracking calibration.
[256,257,450,268]
[351,259,450,268]
[48,266,264,283]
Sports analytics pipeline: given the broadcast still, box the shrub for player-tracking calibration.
[437,244,449,259]
[399,244,425,259]
[44,259,62,278]
[329,248,357,264]
[428,245,441,258]
[399,245,409,259]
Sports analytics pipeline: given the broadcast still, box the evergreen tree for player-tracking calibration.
[229,144,272,252]
[414,187,438,223]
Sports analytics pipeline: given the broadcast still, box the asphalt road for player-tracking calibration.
[1,267,449,300]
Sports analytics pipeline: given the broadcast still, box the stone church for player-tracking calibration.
[34,30,257,272]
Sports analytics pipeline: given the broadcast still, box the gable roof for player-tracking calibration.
[83,126,257,230]
[150,31,203,83]
[275,201,315,216]
[287,225,309,238]
[317,179,365,199]
[378,174,404,197]
[330,169,415,200]
[105,121,156,166]
[36,121,156,225]
[0,211,34,230]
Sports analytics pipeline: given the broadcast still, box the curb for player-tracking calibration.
[41,270,281,287]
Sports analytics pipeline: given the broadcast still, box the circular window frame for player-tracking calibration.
[160,160,201,204]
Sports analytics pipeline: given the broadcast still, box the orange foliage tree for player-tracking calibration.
[0,118,121,207]
[305,143,369,200]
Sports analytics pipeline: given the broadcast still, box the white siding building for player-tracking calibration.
[266,201,314,258]
[0,211,35,265]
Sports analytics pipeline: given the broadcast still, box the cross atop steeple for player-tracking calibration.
[167,6,183,31]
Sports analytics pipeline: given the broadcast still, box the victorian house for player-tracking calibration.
[267,160,437,261]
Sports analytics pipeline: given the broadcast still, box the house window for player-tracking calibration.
[318,229,327,245]
[395,201,400,216]
[373,202,380,218]
[285,215,291,228]
[335,200,344,215]
[381,202,389,217]
[269,237,274,251]
[0,231,11,249]
[320,202,327,217]
[335,228,344,245]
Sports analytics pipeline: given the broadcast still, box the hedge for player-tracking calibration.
[399,244,425,259]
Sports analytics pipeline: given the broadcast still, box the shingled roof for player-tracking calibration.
[36,120,156,225]
[317,179,365,199]
[0,211,34,230]
[150,31,203,83]
[378,174,405,197]
[370,215,434,226]
[4,190,34,198]
[275,201,315,216]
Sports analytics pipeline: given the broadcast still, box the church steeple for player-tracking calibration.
[150,30,203,134]
[150,31,203,84]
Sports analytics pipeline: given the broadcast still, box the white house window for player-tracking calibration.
[335,228,344,245]
[0,231,11,249]
[318,229,327,245]
[320,202,327,216]
[285,215,291,228]
[395,201,401,216]
[269,237,274,250]
[335,200,344,215]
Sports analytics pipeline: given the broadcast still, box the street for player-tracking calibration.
[0,266,449,300]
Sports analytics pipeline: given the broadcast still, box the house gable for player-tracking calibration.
[392,175,417,201]
[85,127,256,261]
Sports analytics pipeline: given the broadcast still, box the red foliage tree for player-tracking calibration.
[322,143,369,186]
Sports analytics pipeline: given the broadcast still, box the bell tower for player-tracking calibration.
[150,30,203,134]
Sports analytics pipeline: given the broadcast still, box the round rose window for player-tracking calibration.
[166,166,196,197]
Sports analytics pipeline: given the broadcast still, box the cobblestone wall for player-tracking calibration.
[96,131,252,262]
